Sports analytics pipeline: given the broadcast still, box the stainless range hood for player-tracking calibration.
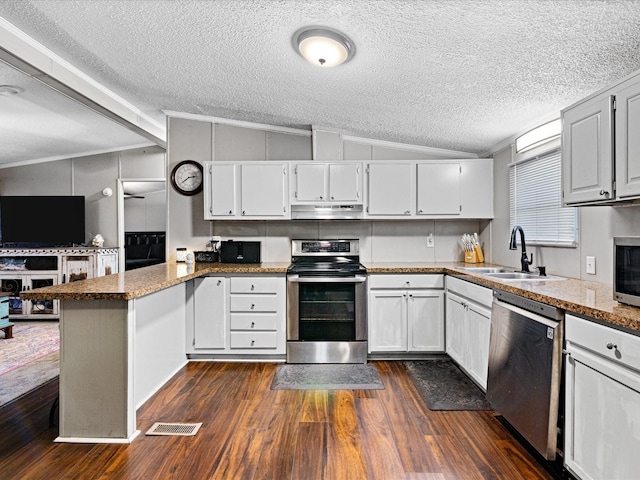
[290,204,363,220]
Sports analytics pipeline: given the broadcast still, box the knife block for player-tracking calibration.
[464,245,484,263]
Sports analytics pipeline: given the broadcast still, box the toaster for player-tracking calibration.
[220,241,261,264]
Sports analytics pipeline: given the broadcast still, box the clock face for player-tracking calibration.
[171,160,203,195]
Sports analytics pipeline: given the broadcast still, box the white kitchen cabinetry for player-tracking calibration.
[445,276,492,390]
[564,314,640,480]
[189,275,286,356]
[204,162,289,219]
[417,162,460,215]
[562,95,614,205]
[615,75,640,199]
[291,162,362,203]
[366,162,415,217]
[562,71,640,205]
[368,274,445,354]
[193,277,227,349]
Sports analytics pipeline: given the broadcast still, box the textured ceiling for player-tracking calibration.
[1,0,640,158]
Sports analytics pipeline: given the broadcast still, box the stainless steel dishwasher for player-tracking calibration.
[487,290,564,461]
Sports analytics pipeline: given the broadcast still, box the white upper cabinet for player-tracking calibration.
[291,162,362,204]
[615,75,640,199]
[366,162,415,217]
[562,95,614,205]
[416,162,461,215]
[241,163,288,217]
[204,162,289,219]
[205,163,237,217]
[562,70,640,205]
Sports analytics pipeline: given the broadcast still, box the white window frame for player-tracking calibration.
[509,147,578,247]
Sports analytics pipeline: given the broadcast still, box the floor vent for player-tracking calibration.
[145,422,202,436]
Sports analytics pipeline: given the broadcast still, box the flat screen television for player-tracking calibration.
[0,196,86,247]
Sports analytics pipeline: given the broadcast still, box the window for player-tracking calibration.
[509,148,577,247]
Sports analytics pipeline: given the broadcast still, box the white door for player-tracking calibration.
[368,290,407,352]
[565,349,640,480]
[208,163,237,217]
[294,163,326,202]
[615,77,640,199]
[193,277,227,349]
[407,290,445,352]
[416,163,460,215]
[241,164,287,217]
[367,163,414,216]
[562,95,614,204]
[445,292,466,366]
[329,163,361,202]
[465,302,491,390]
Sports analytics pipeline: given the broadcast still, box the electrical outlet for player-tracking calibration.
[427,234,435,248]
[586,256,596,275]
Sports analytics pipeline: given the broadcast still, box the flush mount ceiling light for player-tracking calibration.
[516,118,561,153]
[293,27,355,67]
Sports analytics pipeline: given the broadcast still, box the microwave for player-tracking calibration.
[614,237,640,307]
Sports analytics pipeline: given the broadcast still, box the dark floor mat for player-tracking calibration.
[403,359,493,411]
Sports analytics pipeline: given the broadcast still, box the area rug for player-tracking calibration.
[0,321,60,376]
[0,350,59,406]
[403,359,493,411]
[271,364,385,390]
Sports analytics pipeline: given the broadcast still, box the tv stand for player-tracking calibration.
[0,247,118,320]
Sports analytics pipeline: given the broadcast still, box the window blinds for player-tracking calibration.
[509,149,577,247]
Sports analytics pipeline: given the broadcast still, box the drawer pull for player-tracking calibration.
[251,284,255,291]
[251,322,255,328]
[251,340,255,346]
[251,304,255,310]
[606,342,617,350]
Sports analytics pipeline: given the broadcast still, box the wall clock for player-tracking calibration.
[170,160,203,196]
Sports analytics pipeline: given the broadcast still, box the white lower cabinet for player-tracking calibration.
[189,275,286,356]
[368,274,445,353]
[445,276,492,390]
[564,314,640,480]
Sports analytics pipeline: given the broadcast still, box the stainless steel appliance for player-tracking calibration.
[614,236,640,307]
[487,290,564,461]
[290,204,363,220]
[287,239,367,363]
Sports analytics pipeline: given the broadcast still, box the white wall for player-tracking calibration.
[0,146,166,248]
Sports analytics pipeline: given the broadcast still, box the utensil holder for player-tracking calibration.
[474,245,484,263]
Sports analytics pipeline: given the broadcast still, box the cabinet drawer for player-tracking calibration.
[566,314,640,373]
[230,313,278,331]
[446,276,493,307]
[230,331,278,349]
[368,274,444,289]
[230,277,278,294]
[230,295,278,312]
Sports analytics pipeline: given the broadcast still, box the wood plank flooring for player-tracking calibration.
[0,361,555,479]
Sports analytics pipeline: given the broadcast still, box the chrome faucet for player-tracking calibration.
[510,225,533,272]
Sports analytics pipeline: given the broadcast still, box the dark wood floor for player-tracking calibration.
[0,361,554,479]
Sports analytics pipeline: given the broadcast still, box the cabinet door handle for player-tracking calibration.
[251,303,255,310]
[251,322,255,328]
[405,210,410,215]
[606,342,617,350]
[242,210,246,215]
[228,210,233,215]
[319,196,323,200]
[251,284,255,291]
[217,280,222,286]
[418,209,423,214]
[599,189,610,197]
[251,340,255,346]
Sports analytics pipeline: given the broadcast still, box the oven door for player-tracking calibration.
[287,275,367,342]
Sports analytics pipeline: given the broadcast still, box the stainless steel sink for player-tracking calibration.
[460,267,512,274]
[483,272,565,281]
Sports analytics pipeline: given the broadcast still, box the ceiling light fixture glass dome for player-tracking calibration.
[293,27,355,67]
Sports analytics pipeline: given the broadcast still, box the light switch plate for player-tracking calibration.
[586,256,596,275]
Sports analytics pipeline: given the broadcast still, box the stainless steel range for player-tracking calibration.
[286,239,367,364]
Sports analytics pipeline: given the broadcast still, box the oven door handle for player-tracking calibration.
[287,275,367,284]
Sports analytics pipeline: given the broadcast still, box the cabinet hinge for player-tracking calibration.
[459,205,462,212]
[612,96,617,111]
[192,338,195,347]
[283,167,286,174]
[366,167,370,174]
[460,165,462,173]
[210,206,213,214]
[295,191,298,198]
[294,166,298,174]
[357,166,360,174]
[208,165,212,174]
[366,206,369,213]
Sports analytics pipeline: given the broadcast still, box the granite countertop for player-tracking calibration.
[20,262,289,301]
[366,262,640,335]
[21,259,640,334]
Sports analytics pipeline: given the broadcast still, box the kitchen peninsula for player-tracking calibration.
[23,261,640,444]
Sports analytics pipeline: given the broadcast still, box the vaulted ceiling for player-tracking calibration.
[1,0,640,165]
